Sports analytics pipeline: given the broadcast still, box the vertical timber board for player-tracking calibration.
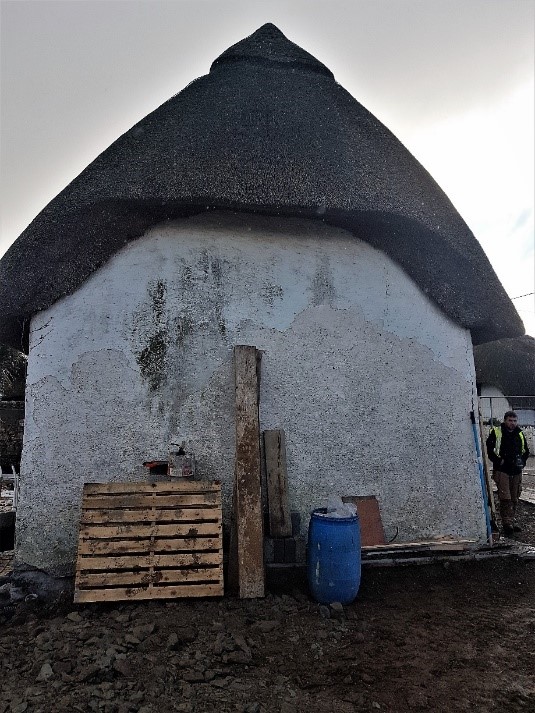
[477,402,497,525]
[264,429,292,537]
[227,476,239,595]
[234,345,265,598]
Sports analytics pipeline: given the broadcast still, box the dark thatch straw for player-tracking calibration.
[474,336,535,408]
[0,24,524,350]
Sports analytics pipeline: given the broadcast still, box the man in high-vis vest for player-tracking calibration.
[486,411,530,536]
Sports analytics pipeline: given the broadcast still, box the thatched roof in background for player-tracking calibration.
[0,24,524,350]
[0,345,27,400]
[474,335,535,406]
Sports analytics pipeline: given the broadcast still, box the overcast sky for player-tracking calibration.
[1,0,534,335]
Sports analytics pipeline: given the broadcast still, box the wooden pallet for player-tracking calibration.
[74,481,223,603]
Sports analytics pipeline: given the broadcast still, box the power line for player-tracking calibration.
[511,292,534,300]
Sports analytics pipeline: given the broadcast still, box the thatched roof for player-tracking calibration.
[474,336,535,405]
[0,24,524,350]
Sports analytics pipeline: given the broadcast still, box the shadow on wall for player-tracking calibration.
[0,402,24,474]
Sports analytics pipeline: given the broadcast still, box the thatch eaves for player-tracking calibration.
[474,336,535,405]
[0,24,524,350]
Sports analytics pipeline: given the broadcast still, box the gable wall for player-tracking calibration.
[18,213,486,575]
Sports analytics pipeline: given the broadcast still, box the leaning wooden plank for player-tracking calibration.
[83,493,220,509]
[75,582,223,603]
[264,429,292,537]
[477,404,498,526]
[227,474,239,595]
[342,496,386,546]
[78,537,221,556]
[80,508,220,524]
[234,345,265,598]
[83,482,221,494]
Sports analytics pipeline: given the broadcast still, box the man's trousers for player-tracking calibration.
[492,470,522,528]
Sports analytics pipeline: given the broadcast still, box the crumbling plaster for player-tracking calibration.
[18,212,485,575]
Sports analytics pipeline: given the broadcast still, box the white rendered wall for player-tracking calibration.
[479,385,511,424]
[18,212,486,575]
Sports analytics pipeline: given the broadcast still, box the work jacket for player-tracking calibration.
[486,424,529,476]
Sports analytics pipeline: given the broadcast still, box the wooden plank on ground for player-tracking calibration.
[264,429,292,537]
[234,345,265,598]
[342,496,386,547]
[362,539,476,552]
[74,481,223,602]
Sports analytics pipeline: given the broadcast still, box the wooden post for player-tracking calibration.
[264,429,292,537]
[227,476,239,595]
[478,403,497,527]
[233,345,264,598]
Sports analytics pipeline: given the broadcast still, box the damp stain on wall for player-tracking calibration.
[214,303,227,337]
[175,314,195,346]
[134,280,169,391]
[136,330,168,390]
[151,280,166,321]
[260,282,284,307]
[311,259,336,307]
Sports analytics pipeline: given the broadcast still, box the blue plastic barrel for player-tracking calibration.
[307,509,361,605]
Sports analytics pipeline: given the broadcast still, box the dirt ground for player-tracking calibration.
[1,481,534,713]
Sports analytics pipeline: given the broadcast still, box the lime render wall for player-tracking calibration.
[17,213,486,575]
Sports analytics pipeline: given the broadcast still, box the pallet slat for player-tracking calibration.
[77,552,222,571]
[77,567,222,588]
[75,583,223,603]
[83,481,221,494]
[74,481,224,602]
[78,537,221,555]
[83,493,219,509]
[80,508,220,524]
[80,522,221,539]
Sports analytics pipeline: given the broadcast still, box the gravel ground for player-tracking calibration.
[0,555,534,713]
[1,470,534,713]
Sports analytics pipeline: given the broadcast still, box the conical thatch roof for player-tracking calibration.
[474,336,535,406]
[0,24,524,349]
